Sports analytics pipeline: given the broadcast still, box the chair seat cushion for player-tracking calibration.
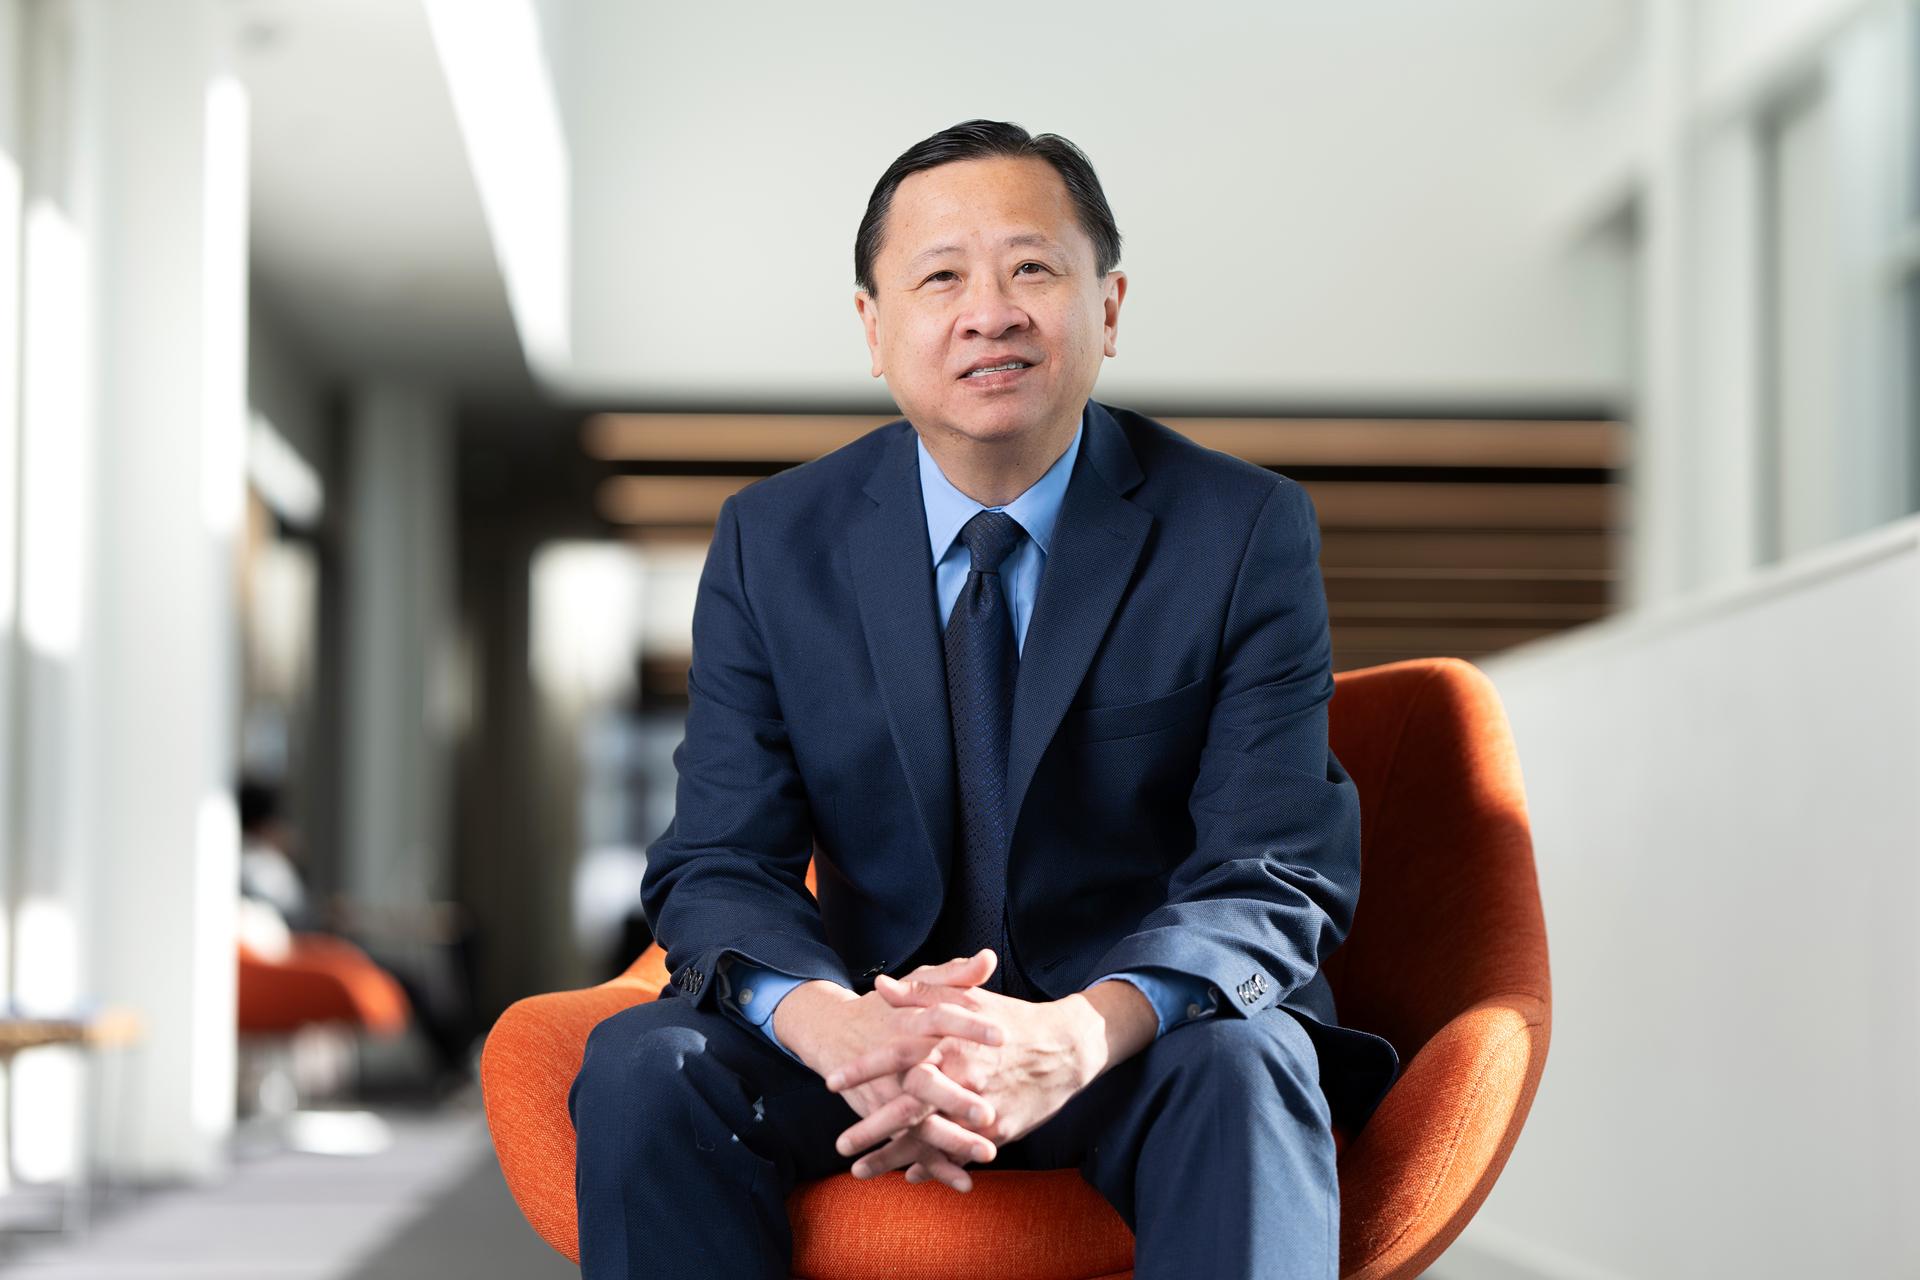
[789,1169,1131,1280]
[785,1126,1348,1280]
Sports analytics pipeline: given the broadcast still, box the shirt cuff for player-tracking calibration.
[1087,968,1221,1039]
[717,956,810,1064]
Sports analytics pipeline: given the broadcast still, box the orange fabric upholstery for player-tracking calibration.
[237,932,412,1038]
[481,657,1550,1279]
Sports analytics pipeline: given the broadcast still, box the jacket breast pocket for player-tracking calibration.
[1064,674,1210,743]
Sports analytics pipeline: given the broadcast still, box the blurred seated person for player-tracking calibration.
[237,776,482,1092]
[240,777,325,933]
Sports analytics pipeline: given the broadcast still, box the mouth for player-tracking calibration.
[958,358,1037,386]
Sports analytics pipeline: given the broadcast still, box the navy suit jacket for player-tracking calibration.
[642,399,1401,1133]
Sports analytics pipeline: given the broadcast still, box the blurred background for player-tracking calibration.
[0,0,1913,1275]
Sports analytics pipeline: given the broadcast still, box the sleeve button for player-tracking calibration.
[1186,1003,1203,1019]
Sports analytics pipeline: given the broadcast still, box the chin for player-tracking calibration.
[936,396,1061,444]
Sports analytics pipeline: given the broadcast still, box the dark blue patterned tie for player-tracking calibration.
[938,509,1025,994]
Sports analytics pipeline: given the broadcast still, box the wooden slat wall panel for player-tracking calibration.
[584,414,895,462]
[1326,576,1610,605]
[1166,418,1624,468]
[1301,481,1620,530]
[598,475,752,524]
[1320,530,1614,573]
[585,412,1625,470]
[593,411,1623,673]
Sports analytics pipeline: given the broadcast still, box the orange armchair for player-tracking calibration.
[481,657,1550,1279]
[237,933,411,1038]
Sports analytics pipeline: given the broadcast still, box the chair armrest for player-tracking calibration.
[1334,992,1551,1280]
[479,949,671,1263]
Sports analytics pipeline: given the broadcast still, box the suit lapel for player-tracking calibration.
[849,425,957,886]
[1005,401,1150,838]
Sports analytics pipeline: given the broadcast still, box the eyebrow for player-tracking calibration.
[906,233,1065,271]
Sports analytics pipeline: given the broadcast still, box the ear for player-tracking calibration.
[854,289,884,377]
[1101,271,1127,359]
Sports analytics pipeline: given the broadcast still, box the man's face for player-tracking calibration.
[855,155,1125,449]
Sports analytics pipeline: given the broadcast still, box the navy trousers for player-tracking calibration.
[568,986,1339,1279]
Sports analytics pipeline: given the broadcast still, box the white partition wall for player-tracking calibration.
[1570,0,1918,610]
[0,0,25,1198]
[1435,514,1920,1278]
[0,0,250,1184]
[7,0,109,1190]
[82,0,250,1180]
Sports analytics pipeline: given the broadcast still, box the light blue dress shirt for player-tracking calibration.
[715,406,1220,1062]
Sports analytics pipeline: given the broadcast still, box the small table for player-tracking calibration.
[0,1007,145,1245]
[0,1008,144,1057]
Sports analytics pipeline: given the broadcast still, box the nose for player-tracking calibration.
[955,271,1030,340]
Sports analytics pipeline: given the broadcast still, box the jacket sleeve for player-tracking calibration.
[640,493,856,1012]
[1081,477,1361,1020]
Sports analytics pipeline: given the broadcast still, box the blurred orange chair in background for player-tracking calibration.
[481,657,1551,1279]
[237,933,411,1038]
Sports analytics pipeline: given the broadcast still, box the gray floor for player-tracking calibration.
[0,1097,575,1278]
[0,1094,1506,1278]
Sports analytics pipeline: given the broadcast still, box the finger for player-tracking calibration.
[837,1101,923,1163]
[911,1110,998,1166]
[836,1090,934,1158]
[901,949,997,988]
[901,950,990,984]
[849,1131,924,1180]
[900,1059,994,1130]
[824,1037,941,1092]
[933,1043,996,1093]
[903,999,1005,1048]
[892,1131,974,1194]
[874,981,1007,1049]
[870,990,1004,1054]
[907,1148,975,1193]
[874,973,977,1008]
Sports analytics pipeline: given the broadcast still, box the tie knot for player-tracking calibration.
[959,510,1024,573]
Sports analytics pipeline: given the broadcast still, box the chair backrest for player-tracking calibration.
[786,656,1544,1066]
[1323,658,1548,1061]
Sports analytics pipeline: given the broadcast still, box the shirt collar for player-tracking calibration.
[917,404,1085,566]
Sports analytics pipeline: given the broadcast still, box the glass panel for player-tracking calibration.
[1908,273,1920,517]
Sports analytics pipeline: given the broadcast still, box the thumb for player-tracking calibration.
[875,972,944,1006]
[905,948,997,988]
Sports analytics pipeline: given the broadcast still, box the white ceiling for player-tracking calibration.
[235,0,531,395]
[238,0,1640,410]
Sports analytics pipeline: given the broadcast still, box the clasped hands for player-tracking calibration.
[805,949,1100,1194]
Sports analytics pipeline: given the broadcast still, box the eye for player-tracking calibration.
[923,269,957,284]
[1016,262,1048,276]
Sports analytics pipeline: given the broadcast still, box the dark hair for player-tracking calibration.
[238,777,280,833]
[853,119,1122,298]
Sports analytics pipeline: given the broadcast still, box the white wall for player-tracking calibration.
[1558,0,1917,607]
[1437,514,1920,1278]
[550,0,1633,409]
[1,0,249,1184]
[83,0,251,1180]
[0,0,25,1198]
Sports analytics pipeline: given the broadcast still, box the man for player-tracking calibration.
[568,119,1400,1280]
